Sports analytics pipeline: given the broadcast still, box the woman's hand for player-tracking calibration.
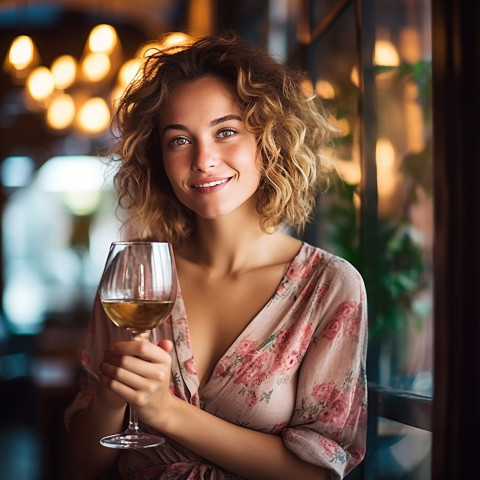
[100,338,174,426]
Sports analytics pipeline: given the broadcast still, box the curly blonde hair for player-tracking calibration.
[110,32,335,245]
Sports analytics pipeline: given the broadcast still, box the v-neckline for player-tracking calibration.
[172,242,306,394]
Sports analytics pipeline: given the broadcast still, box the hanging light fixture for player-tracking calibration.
[51,55,77,90]
[3,34,40,83]
[77,97,111,134]
[3,24,195,137]
[88,24,118,54]
[80,52,111,83]
[46,94,76,130]
[26,66,55,102]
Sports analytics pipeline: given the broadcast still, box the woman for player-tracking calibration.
[66,32,367,480]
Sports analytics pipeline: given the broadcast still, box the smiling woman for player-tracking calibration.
[65,32,368,480]
[110,33,337,244]
[159,76,260,220]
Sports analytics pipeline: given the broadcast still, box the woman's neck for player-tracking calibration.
[177,210,299,277]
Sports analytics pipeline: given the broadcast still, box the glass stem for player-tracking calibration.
[127,406,141,434]
[126,330,149,434]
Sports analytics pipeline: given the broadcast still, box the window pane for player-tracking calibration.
[310,0,433,397]
[304,1,433,476]
[371,417,431,479]
[368,0,433,397]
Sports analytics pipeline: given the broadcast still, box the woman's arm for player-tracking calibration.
[101,339,329,480]
[159,394,329,480]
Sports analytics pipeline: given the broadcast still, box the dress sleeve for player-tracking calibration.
[281,257,368,479]
[64,294,129,430]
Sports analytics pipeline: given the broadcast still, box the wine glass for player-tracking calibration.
[99,241,177,449]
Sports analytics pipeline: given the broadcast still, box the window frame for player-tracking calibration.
[291,0,435,476]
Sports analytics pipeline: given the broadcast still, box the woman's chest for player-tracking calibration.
[198,315,312,433]
[179,265,287,387]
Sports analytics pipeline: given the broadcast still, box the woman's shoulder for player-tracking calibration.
[296,242,365,287]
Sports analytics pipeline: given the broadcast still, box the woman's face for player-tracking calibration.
[159,75,261,220]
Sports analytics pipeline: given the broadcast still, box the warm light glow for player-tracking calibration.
[88,24,118,54]
[110,85,125,109]
[81,52,111,82]
[400,27,421,64]
[300,78,314,95]
[135,32,193,59]
[47,94,75,129]
[113,58,143,107]
[51,55,77,89]
[4,29,196,135]
[315,79,335,99]
[118,58,143,87]
[376,138,397,201]
[7,35,36,70]
[159,32,194,52]
[404,83,425,152]
[330,117,351,137]
[135,41,164,58]
[376,139,396,168]
[350,66,360,87]
[26,66,55,101]
[334,159,361,185]
[375,40,400,66]
[77,97,111,133]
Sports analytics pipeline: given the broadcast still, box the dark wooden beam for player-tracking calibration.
[431,0,480,478]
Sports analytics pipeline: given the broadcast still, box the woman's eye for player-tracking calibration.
[217,129,236,138]
[169,137,189,146]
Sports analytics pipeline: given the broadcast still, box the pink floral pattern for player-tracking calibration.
[65,243,367,480]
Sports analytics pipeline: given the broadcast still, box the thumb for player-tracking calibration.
[158,339,174,353]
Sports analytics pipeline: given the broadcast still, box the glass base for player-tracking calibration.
[100,431,165,449]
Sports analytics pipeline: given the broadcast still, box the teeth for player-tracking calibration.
[195,179,228,188]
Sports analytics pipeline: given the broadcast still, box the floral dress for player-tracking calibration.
[65,242,368,480]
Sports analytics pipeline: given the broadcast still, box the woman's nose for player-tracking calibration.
[192,141,219,171]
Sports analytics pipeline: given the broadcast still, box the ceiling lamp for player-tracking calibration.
[3,27,195,137]
[26,66,55,102]
[88,24,118,54]
[77,97,111,134]
[51,55,77,90]
[80,52,111,83]
[46,94,76,130]
[78,23,121,86]
[3,35,40,82]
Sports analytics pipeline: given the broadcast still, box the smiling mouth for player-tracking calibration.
[193,178,230,189]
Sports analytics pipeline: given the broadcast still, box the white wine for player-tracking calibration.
[101,299,175,332]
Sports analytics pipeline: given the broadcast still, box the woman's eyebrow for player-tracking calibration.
[210,114,242,126]
[162,123,187,135]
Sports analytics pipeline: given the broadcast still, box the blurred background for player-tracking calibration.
[0,1,476,479]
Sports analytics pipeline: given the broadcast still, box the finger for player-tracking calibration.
[157,339,174,353]
[100,371,138,404]
[107,340,169,363]
[101,362,170,410]
[102,355,171,390]
[101,360,153,395]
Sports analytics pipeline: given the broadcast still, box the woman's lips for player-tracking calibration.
[191,177,232,192]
